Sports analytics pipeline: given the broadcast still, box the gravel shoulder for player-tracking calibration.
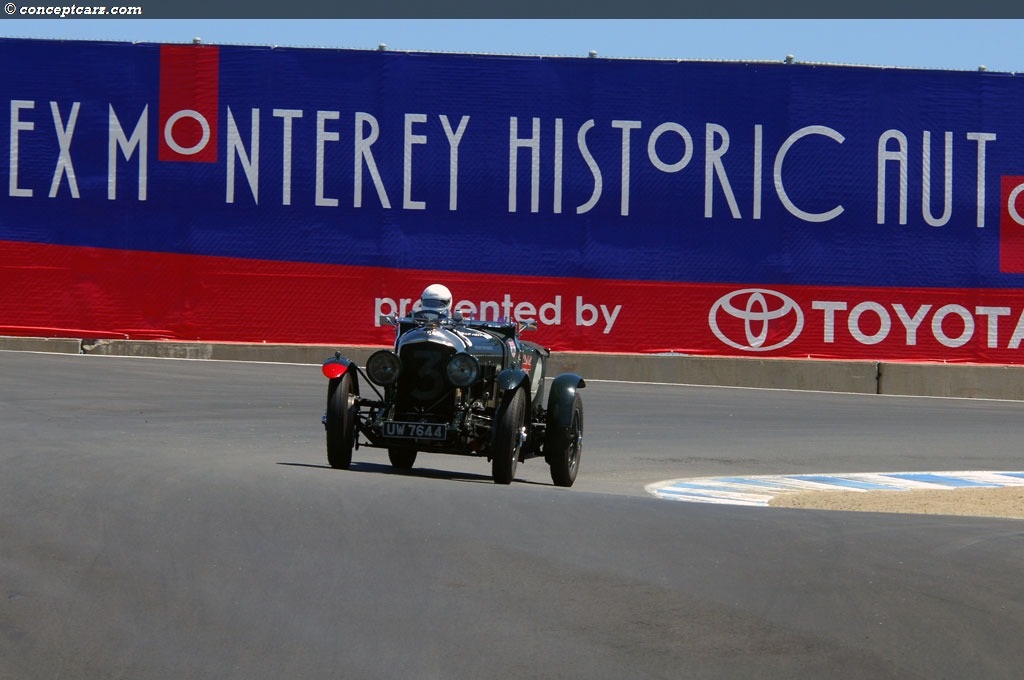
[769,486,1024,519]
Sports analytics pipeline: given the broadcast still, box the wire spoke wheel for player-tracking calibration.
[326,373,356,470]
[491,388,525,485]
[548,393,583,487]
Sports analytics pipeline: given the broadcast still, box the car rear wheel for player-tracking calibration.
[326,373,356,470]
[547,393,583,487]
[388,447,417,470]
[491,388,525,485]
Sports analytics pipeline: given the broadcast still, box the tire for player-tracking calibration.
[491,388,526,485]
[547,393,583,487]
[325,373,356,470]
[388,447,417,470]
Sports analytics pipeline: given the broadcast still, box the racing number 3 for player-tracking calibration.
[409,348,446,401]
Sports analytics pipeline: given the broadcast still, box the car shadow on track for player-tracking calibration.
[277,461,548,486]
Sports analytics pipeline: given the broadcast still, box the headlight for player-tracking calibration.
[445,353,480,387]
[366,350,402,385]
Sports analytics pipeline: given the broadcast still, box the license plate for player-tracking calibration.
[383,421,447,440]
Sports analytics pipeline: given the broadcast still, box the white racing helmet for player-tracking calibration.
[419,283,453,317]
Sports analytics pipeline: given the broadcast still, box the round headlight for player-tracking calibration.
[366,350,402,385]
[445,353,480,387]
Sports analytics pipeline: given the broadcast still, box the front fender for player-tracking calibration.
[322,354,360,394]
[495,367,530,427]
[495,366,529,396]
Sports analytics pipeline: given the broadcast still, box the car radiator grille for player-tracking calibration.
[396,344,456,415]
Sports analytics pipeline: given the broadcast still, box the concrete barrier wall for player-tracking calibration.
[547,353,880,395]
[877,362,1024,400]
[6,335,1024,401]
[0,336,83,354]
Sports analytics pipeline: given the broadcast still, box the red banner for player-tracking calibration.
[6,240,1024,363]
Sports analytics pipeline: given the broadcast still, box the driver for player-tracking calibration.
[417,283,453,320]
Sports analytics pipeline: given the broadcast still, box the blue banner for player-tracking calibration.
[4,37,1024,289]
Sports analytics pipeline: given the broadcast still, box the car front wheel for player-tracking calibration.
[326,373,356,470]
[491,388,525,485]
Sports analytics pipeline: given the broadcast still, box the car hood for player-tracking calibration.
[396,324,511,365]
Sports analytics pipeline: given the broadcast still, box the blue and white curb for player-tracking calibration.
[645,471,1024,506]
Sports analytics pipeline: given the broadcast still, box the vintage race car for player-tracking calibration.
[320,309,585,486]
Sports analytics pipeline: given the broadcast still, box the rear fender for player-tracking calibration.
[545,373,585,434]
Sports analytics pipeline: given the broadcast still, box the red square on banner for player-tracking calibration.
[158,44,219,163]
[1000,175,1024,273]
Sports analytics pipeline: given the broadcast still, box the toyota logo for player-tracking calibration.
[709,289,804,352]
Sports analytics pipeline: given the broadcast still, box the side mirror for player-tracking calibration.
[379,314,399,327]
[518,320,538,333]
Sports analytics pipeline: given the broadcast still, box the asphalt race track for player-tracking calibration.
[3,350,1024,679]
